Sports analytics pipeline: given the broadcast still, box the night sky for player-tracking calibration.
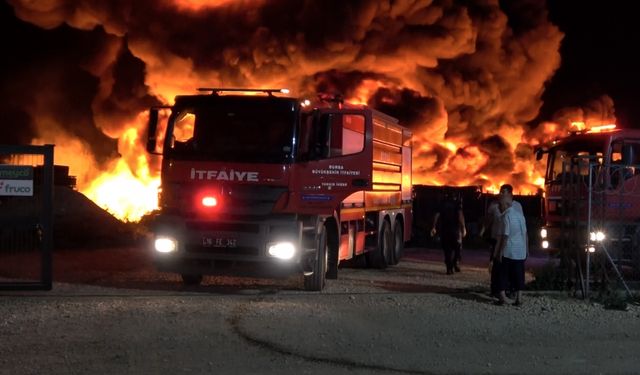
[537,0,640,128]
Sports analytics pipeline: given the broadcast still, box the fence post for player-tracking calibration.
[41,144,54,290]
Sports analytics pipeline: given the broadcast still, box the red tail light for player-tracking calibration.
[202,196,217,207]
[195,190,220,214]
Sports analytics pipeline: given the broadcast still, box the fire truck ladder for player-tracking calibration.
[196,88,290,96]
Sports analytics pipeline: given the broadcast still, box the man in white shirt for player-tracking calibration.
[494,193,528,306]
[480,184,523,297]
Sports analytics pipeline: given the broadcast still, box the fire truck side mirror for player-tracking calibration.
[147,108,159,154]
[535,149,544,161]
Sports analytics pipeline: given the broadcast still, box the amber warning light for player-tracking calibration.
[587,124,616,133]
[571,122,617,134]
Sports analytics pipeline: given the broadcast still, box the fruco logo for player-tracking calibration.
[190,168,259,182]
[1,182,32,194]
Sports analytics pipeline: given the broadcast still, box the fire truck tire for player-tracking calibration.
[390,222,404,265]
[326,236,339,280]
[632,226,640,271]
[304,225,328,291]
[366,220,391,269]
[181,274,203,285]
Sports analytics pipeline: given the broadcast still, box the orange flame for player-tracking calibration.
[81,114,160,222]
[171,0,262,11]
[83,158,160,222]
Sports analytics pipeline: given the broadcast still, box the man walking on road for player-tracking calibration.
[431,189,466,275]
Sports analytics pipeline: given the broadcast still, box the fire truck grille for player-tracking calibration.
[168,185,288,216]
[217,185,286,215]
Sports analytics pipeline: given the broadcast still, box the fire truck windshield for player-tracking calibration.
[546,138,605,182]
[166,99,297,163]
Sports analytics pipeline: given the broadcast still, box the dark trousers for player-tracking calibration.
[491,260,502,296]
[487,238,500,295]
[442,235,461,271]
[499,257,525,292]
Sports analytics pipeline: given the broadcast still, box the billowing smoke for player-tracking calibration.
[4,0,589,195]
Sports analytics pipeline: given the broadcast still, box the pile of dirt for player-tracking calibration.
[0,186,145,249]
[53,187,147,249]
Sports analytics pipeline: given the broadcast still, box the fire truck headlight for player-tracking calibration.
[541,240,549,249]
[268,242,296,260]
[155,236,178,253]
[590,231,606,242]
[540,228,547,239]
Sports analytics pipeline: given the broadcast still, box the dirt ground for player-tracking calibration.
[1,246,640,374]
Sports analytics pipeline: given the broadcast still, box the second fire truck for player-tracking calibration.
[538,124,640,273]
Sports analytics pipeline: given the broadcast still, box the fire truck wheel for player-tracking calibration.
[633,226,640,271]
[304,225,328,291]
[390,222,404,265]
[326,244,339,280]
[366,220,391,269]
[181,274,203,285]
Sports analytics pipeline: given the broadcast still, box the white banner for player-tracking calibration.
[0,165,34,196]
[0,179,34,196]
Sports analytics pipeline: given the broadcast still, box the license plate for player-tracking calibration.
[202,237,237,248]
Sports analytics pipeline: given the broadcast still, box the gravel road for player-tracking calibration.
[1,247,639,374]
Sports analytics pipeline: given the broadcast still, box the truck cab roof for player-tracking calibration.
[542,128,640,153]
[173,93,300,110]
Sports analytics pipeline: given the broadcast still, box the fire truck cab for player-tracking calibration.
[146,88,413,290]
[538,125,640,269]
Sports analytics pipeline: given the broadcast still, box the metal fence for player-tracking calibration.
[0,144,53,290]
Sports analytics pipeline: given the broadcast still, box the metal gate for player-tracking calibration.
[558,156,639,298]
[0,144,53,290]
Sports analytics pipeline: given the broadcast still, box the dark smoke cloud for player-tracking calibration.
[305,70,394,100]
[1,109,36,145]
[4,0,569,192]
[478,135,514,175]
[92,40,160,138]
[2,1,158,185]
[368,88,440,129]
[0,3,117,163]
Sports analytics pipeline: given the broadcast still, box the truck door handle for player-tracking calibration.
[352,178,369,187]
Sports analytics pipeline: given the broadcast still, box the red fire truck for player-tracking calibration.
[145,88,413,290]
[538,125,640,270]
